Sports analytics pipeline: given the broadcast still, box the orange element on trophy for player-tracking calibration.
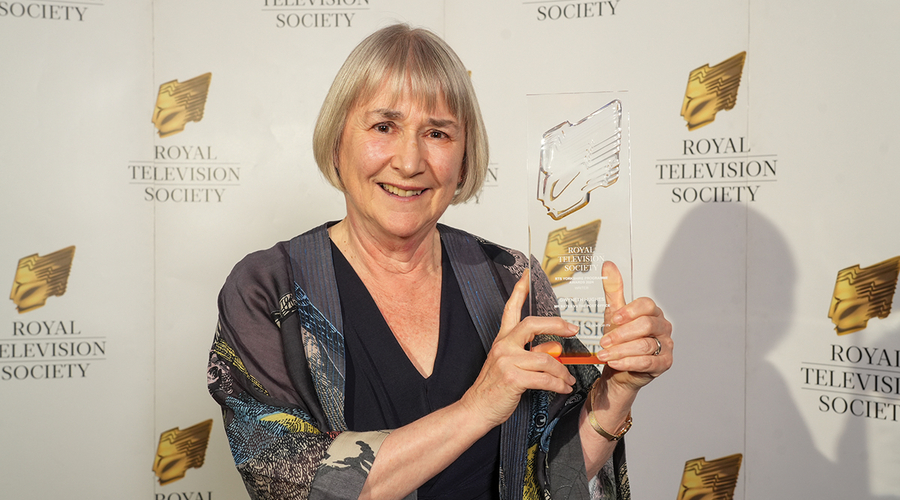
[541,220,602,287]
[544,342,605,365]
[9,246,76,314]
[554,352,605,365]
[151,73,212,138]
[828,256,900,335]
[677,453,743,500]
[152,419,214,485]
[681,52,746,131]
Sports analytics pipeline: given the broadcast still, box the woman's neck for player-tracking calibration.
[328,218,442,280]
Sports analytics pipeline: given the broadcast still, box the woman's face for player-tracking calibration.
[337,86,466,242]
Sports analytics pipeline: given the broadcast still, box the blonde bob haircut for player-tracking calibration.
[313,24,488,205]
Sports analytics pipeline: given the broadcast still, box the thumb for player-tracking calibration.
[532,341,563,358]
[602,260,626,328]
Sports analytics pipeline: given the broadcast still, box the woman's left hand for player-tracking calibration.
[578,260,672,477]
[594,261,673,392]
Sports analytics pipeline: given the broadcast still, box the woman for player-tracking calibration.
[208,24,672,500]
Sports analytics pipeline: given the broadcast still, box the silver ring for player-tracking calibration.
[652,337,662,356]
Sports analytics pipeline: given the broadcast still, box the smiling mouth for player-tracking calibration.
[380,183,423,197]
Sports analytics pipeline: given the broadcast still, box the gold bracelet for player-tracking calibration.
[585,382,633,441]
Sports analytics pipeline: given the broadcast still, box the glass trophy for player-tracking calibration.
[527,93,632,364]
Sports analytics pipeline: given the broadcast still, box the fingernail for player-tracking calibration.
[596,350,609,362]
[600,336,612,349]
[567,323,579,334]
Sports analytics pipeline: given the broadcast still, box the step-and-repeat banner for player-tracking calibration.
[2,1,898,499]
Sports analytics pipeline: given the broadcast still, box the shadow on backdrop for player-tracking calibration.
[651,202,892,499]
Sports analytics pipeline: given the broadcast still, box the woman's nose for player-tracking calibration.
[393,135,425,176]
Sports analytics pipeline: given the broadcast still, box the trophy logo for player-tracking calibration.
[681,52,747,131]
[537,100,621,220]
[151,72,212,138]
[678,454,743,500]
[828,256,900,335]
[152,419,214,485]
[541,220,602,287]
[10,246,76,314]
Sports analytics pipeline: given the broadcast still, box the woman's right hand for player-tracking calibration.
[361,270,578,499]
[460,270,579,429]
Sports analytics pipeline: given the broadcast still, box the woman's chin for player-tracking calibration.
[378,216,439,240]
[345,212,437,242]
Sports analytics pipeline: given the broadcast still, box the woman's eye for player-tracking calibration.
[429,130,447,139]
[374,123,391,133]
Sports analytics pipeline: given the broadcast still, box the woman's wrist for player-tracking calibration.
[584,377,635,441]
[585,380,632,440]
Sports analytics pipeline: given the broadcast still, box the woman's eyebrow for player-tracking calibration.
[428,117,458,128]
[372,108,404,120]
[369,108,458,129]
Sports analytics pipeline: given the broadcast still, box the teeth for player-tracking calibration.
[381,184,423,197]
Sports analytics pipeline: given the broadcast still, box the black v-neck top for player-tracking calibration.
[332,241,501,500]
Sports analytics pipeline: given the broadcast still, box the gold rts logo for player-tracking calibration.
[9,246,75,314]
[540,220,602,287]
[152,73,212,138]
[153,419,214,485]
[678,453,743,500]
[681,52,746,131]
[828,256,900,335]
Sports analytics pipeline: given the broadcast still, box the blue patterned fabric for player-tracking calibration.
[208,223,629,500]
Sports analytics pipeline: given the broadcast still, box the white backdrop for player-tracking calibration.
[2,1,899,498]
